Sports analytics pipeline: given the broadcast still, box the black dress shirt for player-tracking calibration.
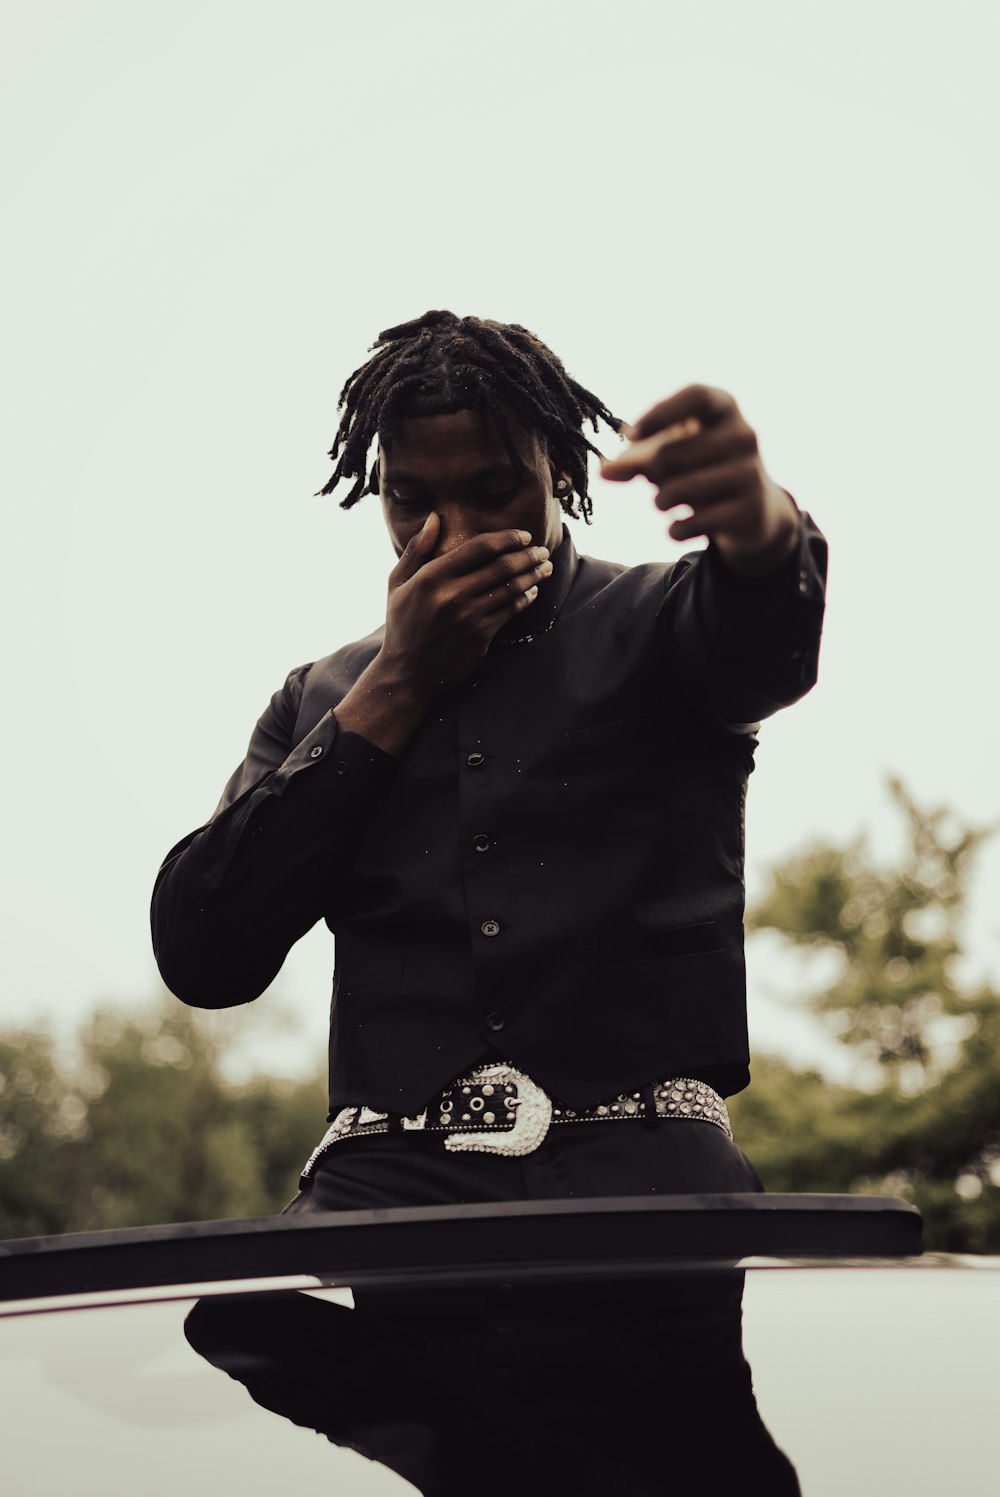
[152,516,827,1118]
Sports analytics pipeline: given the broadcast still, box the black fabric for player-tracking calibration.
[146,520,820,1119]
[185,1125,800,1495]
[152,519,826,1120]
[286,1108,764,1208]
[161,514,822,1494]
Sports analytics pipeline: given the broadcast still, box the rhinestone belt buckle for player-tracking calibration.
[443,1063,553,1157]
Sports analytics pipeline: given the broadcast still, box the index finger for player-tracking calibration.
[429,528,538,578]
[629,384,735,442]
[600,417,703,481]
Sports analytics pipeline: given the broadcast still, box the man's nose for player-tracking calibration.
[433,506,478,557]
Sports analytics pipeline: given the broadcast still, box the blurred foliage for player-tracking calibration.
[2,779,1000,1251]
[0,1002,326,1239]
[731,779,1000,1251]
[745,778,992,1078]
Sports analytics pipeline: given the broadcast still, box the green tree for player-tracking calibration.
[5,780,1000,1251]
[0,999,327,1239]
[730,780,1000,1250]
[0,1028,86,1237]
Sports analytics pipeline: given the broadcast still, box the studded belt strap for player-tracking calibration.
[300,1064,732,1184]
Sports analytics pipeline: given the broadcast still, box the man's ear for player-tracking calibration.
[545,445,572,497]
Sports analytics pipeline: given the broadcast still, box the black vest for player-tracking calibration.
[156,522,825,1119]
[294,540,780,1117]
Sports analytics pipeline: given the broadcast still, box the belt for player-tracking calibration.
[300,1063,732,1184]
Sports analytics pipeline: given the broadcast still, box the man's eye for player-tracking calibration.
[479,487,518,503]
[390,494,426,509]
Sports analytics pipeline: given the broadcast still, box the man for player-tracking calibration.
[153,307,825,1200]
[157,309,823,1490]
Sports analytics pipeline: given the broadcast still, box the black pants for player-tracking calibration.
[187,1120,800,1495]
[283,1109,763,1211]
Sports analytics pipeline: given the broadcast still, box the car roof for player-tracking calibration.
[3,1198,999,1497]
[0,1192,928,1313]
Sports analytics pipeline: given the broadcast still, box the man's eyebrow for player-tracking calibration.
[383,462,521,486]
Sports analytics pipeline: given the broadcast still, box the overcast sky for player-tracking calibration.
[3,0,998,1084]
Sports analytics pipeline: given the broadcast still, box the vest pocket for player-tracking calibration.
[570,710,669,756]
[576,946,741,1068]
[579,921,723,965]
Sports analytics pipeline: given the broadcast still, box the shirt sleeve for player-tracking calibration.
[150,664,397,1009]
[657,506,828,728]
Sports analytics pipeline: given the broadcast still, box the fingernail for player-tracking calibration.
[518,529,532,543]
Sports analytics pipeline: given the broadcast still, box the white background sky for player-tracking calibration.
[3,0,998,1084]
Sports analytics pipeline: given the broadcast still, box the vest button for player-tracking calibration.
[467,751,486,768]
[473,834,491,853]
[486,1011,506,1031]
[481,920,501,938]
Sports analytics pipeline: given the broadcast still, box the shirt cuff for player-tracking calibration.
[702,504,826,615]
[270,712,397,796]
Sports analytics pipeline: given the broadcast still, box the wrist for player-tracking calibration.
[334,651,432,758]
[713,487,801,581]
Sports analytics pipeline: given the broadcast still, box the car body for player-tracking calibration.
[1,1196,996,1495]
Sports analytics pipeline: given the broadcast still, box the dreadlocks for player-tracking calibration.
[317,310,624,524]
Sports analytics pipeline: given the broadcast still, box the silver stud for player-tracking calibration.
[484,1111,495,1123]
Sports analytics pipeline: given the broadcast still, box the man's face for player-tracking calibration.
[377,406,568,560]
